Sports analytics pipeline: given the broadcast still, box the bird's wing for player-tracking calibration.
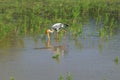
[51,23,63,32]
[52,23,62,28]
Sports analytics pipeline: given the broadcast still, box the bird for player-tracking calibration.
[46,23,69,41]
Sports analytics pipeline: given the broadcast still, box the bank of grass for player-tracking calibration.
[0,0,120,38]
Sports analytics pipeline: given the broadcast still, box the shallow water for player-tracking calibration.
[0,20,120,80]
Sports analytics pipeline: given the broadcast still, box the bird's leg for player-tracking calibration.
[56,32,59,41]
[47,32,50,41]
[62,30,66,39]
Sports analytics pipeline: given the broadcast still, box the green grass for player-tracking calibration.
[10,77,15,80]
[9,72,72,80]
[114,56,119,65]
[58,72,73,80]
[0,0,120,39]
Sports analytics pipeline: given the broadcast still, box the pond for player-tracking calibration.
[0,20,120,80]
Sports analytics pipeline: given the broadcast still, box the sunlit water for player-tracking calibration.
[0,20,120,80]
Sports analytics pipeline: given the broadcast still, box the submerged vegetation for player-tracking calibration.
[0,0,120,39]
[9,72,72,80]
[114,56,119,65]
[10,77,15,80]
[58,72,72,80]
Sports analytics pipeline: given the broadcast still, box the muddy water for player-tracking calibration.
[0,21,120,80]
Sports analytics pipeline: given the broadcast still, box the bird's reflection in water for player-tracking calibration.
[45,39,69,63]
[46,39,68,54]
[34,37,69,63]
[34,39,68,62]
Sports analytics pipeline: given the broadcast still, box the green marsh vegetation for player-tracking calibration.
[9,72,72,80]
[58,72,72,80]
[114,56,119,65]
[10,77,15,80]
[0,0,120,39]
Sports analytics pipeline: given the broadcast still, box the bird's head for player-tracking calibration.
[64,24,69,27]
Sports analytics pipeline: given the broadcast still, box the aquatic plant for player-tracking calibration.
[10,77,15,80]
[99,26,108,38]
[66,72,73,80]
[52,54,60,59]
[69,23,83,40]
[98,8,116,38]
[0,0,120,39]
[114,56,119,65]
[59,75,64,80]
[58,72,72,80]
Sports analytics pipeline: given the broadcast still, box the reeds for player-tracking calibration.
[99,13,116,38]
[0,0,120,39]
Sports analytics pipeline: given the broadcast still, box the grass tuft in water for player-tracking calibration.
[58,72,73,80]
[114,56,119,65]
[58,75,64,80]
[99,26,108,39]
[66,72,72,80]
[10,77,15,80]
[52,54,60,59]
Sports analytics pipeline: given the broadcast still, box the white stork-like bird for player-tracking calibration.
[46,23,69,41]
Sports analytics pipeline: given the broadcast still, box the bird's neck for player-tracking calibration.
[46,29,54,41]
[46,29,54,34]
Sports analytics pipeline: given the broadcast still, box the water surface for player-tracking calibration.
[0,20,120,80]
